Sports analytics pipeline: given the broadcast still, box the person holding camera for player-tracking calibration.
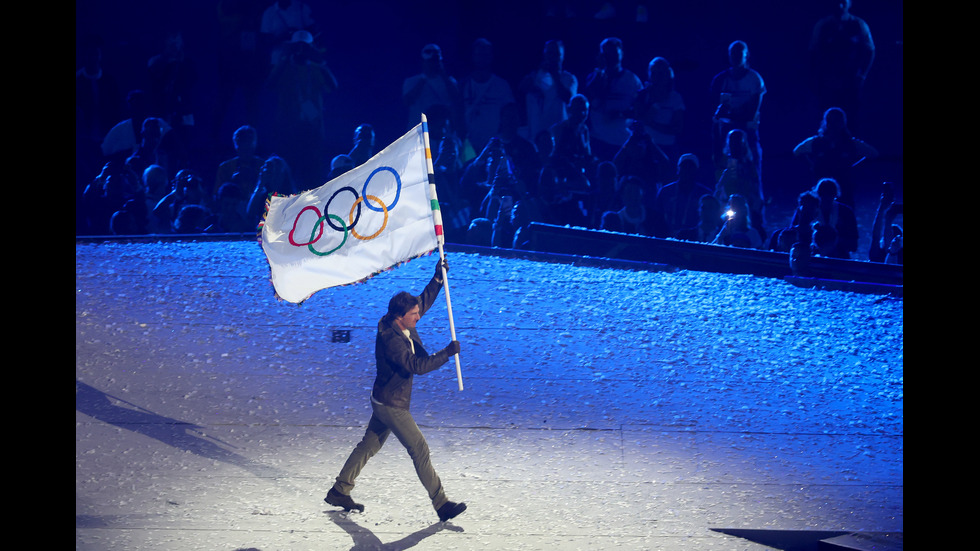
[153,168,211,232]
[712,193,764,249]
[714,128,766,235]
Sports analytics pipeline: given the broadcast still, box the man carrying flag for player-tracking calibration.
[261,118,465,520]
[324,256,466,522]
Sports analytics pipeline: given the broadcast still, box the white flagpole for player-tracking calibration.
[421,114,464,391]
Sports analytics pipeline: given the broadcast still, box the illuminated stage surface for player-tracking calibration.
[76,240,902,550]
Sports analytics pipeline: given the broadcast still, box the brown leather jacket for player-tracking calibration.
[371,275,452,409]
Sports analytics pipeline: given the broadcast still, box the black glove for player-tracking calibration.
[445,340,460,356]
[435,257,449,280]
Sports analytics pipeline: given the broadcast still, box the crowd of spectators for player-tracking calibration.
[76,0,901,264]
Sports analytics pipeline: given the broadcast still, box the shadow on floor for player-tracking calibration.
[326,510,463,550]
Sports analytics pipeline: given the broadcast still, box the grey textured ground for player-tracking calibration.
[76,240,903,550]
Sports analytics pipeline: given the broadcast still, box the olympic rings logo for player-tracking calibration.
[287,166,403,257]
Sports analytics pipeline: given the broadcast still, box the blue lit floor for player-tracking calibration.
[76,241,902,550]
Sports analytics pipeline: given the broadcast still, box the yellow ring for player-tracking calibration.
[349,194,388,240]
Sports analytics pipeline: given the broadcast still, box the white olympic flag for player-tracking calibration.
[260,123,440,303]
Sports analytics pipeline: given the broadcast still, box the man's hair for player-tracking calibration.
[386,291,419,321]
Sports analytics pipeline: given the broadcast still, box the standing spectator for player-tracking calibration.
[549,94,595,182]
[461,38,515,156]
[583,37,643,162]
[710,40,765,181]
[633,57,685,163]
[518,40,578,144]
[266,30,338,189]
[348,123,376,167]
[793,107,877,207]
[402,44,462,132]
[809,0,875,129]
[214,125,264,199]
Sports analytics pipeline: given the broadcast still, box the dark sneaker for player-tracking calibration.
[325,488,364,512]
[437,501,467,522]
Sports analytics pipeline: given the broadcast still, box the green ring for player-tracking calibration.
[308,214,347,256]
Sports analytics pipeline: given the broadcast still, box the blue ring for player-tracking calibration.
[362,166,401,212]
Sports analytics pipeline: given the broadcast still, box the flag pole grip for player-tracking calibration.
[438,246,463,391]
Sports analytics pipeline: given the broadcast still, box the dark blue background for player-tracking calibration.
[76,0,902,205]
